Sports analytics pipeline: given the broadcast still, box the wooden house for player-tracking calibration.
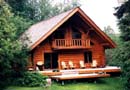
[21,7,116,70]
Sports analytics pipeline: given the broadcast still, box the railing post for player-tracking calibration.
[88,39,90,47]
[82,39,85,47]
[85,40,87,47]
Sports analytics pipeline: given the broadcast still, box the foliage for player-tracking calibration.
[54,0,80,12]
[103,26,122,66]
[114,0,130,19]
[104,26,115,36]
[5,0,35,20]
[29,0,80,22]
[0,0,29,89]
[34,0,61,21]
[12,72,48,87]
[115,0,130,90]
[119,15,130,41]
[6,77,123,90]
[0,0,79,89]
[5,0,80,22]
[105,34,123,66]
[118,42,130,90]
[10,16,32,38]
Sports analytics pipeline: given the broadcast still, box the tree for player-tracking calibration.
[104,26,115,36]
[5,0,35,20]
[0,0,29,89]
[115,0,130,89]
[34,0,61,21]
[26,0,80,22]
[5,0,80,22]
[103,26,122,66]
[105,34,122,66]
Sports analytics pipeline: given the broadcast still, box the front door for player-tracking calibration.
[44,53,58,69]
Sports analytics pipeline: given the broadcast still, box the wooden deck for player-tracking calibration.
[40,66,121,76]
[38,66,120,85]
[50,73,110,85]
[50,73,110,80]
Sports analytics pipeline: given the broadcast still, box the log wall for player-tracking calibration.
[29,27,106,69]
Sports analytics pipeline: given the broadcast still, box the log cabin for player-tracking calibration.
[20,7,116,71]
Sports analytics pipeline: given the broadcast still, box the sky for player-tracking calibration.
[80,0,119,33]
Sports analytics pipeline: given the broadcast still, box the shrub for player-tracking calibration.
[12,72,48,87]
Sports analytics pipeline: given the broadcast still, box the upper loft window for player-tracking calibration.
[90,41,94,46]
[72,27,81,39]
[54,29,65,39]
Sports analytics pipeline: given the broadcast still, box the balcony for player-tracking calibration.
[52,39,91,49]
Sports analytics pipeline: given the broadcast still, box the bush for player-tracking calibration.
[12,72,48,87]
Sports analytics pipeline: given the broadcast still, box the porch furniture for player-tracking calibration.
[68,61,75,69]
[28,66,34,71]
[36,61,44,71]
[91,60,97,68]
[79,60,85,69]
[61,61,68,69]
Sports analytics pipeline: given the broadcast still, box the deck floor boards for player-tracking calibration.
[40,66,121,77]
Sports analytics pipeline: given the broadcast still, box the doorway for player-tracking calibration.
[44,53,58,69]
[84,51,92,63]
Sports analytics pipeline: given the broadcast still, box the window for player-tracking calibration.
[90,41,94,46]
[54,29,65,39]
[84,51,92,63]
[72,27,81,39]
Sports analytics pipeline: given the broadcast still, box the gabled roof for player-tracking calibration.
[20,7,116,50]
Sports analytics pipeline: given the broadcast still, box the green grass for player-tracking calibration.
[6,77,123,90]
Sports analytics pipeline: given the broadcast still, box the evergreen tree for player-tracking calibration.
[27,0,80,22]
[103,26,121,66]
[115,0,130,89]
[5,0,35,20]
[5,0,80,22]
[0,0,29,89]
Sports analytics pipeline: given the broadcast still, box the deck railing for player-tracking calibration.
[52,39,90,49]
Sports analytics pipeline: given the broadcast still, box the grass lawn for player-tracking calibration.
[6,77,123,90]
